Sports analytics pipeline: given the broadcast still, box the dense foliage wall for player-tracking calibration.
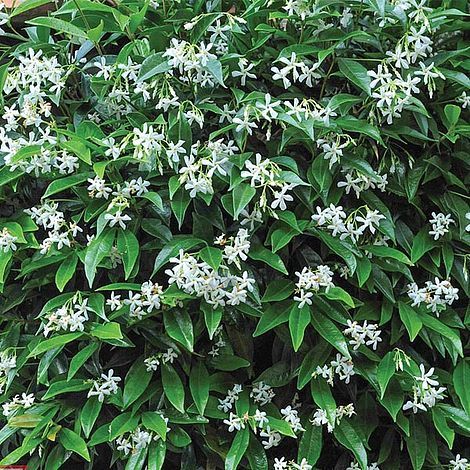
[0,0,469,468]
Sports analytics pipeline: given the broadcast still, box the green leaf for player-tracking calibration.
[55,254,78,292]
[398,302,422,341]
[325,286,355,307]
[453,360,470,416]
[311,378,337,425]
[338,58,371,95]
[225,428,249,470]
[248,242,288,274]
[221,183,256,220]
[253,302,290,337]
[298,422,322,466]
[419,313,463,358]
[297,341,332,389]
[189,362,210,415]
[68,343,99,381]
[204,59,225,87]
[123,359,152,408]
[310,311,350,359]
[42,172,92,199]
[148,440,166,470]
[411,228,436,263]
[270,226,299,253]
[170,187,191,228]
[84,230,115,287]
[363,245,411,265]
[87,19,104,42]
[142,191,164,211]
[261,280,295,302]
[90,322,122,340]
[142,412,167,441]
[162,365,185,413]
[117,229,139,280]
[80,397,102,438]
[432,408,454,449]
[138,52,172,82]
[289,303,311,352]
[59,428,90,462]
[210,354,250,371]
[334,420,368,469]
[199,246,223,270]
[43,379,89,400]
[444,104,461,129]
[11,0,52,16]
[379,378,403,421]
[406,416,427,470]
[28,332,83,357]
[27,17,88,38]
[163,309,194,352]
[201,301,222,340]
[8,413,43,428]
[377,351,395,399]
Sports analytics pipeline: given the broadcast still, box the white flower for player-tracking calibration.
[232,58,257,85]
[449,454,469,470]
[250,382,275,406]
[233,115,258,135]
[416,364,439,389]
[104,211,132,229]
[223,412,244,432]
[106,292,122,311]
[428,212,454,240]
[88,369,122,402]
[87,176,112,199]
[0,228,18,252]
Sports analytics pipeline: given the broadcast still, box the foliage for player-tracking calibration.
[0,0,469,468]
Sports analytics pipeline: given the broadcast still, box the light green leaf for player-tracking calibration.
[59,428,90,461]
[189,362,210,415]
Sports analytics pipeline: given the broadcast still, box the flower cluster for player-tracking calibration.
[87,369,122,402]
[407,278,459,315]
[313,354,355,385]
[337,170,388,198]
[241,153,298,212]
[179,138,237,197]
[428,212,454,240]
[115,420,169,456]
[274,457,313,470]
[311,403,355,432]
[0,228,17,253]
[316,134,352,168]
[312,205,386,244]
[126,281,163,320]
[25,201,83,254]
[2,393,35,417]
[144,348,178,372]
[218,384,243,413]
[271,52,322,90]
[367,3,445,124]
[43,296,92,336]
[343,320,383,351]
[215,228,250,266]
[250,382,275,406]
[402,365,446,413]
[223,404,303,450]
[165,250,255,307]
[294,265,334,308]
